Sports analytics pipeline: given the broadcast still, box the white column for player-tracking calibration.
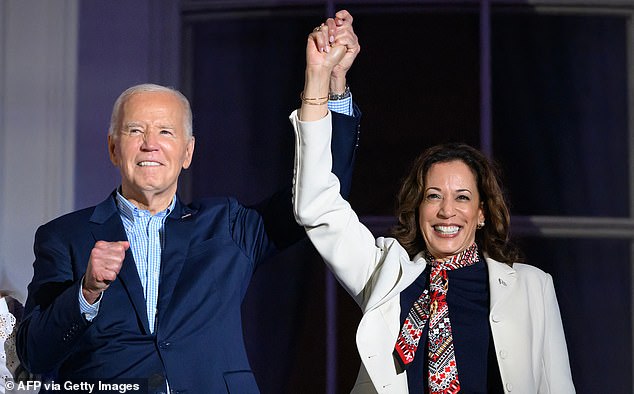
[0,0,78,302]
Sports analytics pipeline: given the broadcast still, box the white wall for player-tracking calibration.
[0,0,78,302]
[0,0,180,303]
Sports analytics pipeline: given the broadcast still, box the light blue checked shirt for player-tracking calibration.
[79,94,353,326]
[328,94,353,116]
[79,192,175,334]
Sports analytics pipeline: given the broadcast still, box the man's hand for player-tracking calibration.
[326,10,361,94]
[82,240,129,304]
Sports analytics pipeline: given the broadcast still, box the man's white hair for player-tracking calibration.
[108,83,193,138]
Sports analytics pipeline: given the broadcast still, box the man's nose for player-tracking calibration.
[141,131,159,150]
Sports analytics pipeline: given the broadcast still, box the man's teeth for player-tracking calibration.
[138,161,160,167]
[434,225,460,235]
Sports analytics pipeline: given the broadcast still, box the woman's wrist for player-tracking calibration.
[304,67,331,89]
[300,69,330,121]
[303,70,330,101]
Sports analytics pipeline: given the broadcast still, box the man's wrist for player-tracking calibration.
[329,85,351,101]
[329,73,347,95]
[79,279,101,321]
[81,277,102,305]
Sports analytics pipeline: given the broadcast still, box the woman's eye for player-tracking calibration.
[426,193,441,200]
[457,195,470,201]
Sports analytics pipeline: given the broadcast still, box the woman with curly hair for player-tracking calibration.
[291,25,574,392]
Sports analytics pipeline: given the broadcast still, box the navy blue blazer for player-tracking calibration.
[17,109,360,393]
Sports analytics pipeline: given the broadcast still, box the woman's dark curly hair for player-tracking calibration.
[391,143,523,265]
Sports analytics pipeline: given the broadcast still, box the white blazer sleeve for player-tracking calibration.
[542,274,576,393]
[290,109,384,304]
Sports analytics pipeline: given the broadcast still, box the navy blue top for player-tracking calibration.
[398,254,503,393]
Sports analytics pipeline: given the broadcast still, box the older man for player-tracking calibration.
[17,11,360,393]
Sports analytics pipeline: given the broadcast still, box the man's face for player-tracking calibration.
[108,91,194,206]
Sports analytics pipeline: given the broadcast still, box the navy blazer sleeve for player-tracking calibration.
[18,214,95,374]
[331,105,361,198]
[248,106,361,254]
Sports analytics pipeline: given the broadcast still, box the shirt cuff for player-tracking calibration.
[327,94,353,116]
[79,279,101,321]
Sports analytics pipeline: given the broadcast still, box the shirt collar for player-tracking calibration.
[115,188,176,221]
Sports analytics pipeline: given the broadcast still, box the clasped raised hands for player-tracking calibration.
[301,10,360,121]
[306,10,360,81]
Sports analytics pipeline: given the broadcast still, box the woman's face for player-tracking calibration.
[418,160,485,260]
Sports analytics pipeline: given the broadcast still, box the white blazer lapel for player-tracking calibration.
[363,240,427,313]
[487,256,517,315]
[381,251,427,308]
[354,249,426,393]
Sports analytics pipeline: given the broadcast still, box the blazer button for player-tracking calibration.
[505,382,513,392]
[158,341,171,350]
[491,314,501,323]
[499,350,508,359]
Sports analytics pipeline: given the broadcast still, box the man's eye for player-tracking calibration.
[160,129,174,135]
[128,128,142,135]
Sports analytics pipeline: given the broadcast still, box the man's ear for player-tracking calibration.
[182,136,195,169]
[108,134,119,167]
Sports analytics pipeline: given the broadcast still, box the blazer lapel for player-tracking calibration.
[382,251,427,307]
[364,247,427,314]
[89,193,151,334]
[155,198,197,328]
[486,256,517,315]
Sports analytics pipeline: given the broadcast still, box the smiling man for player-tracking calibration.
[16,11,361,393]
[110,88,195,214]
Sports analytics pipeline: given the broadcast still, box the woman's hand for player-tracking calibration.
[306,24,347,78]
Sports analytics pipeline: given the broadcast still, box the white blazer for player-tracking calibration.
[290,110,575,394]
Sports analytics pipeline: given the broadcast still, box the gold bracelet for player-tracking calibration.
[300,91,328,105]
